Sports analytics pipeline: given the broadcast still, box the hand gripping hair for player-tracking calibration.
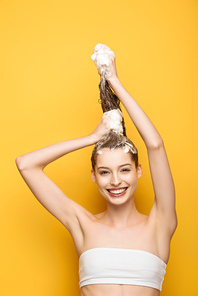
[91,44,138,170]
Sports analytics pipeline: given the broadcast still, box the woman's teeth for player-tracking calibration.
[108,188,127,194]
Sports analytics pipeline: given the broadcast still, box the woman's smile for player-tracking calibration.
[107,187,128,197]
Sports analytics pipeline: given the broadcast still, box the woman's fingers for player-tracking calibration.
[92,114,111,141]
[97,54,116,78]
[100,113,111,131]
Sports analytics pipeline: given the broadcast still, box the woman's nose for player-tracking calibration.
[110,173,121,186]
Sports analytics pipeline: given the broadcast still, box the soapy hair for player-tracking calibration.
[99,80,126,137]
[91,130,138,170]
[91,79,138,170]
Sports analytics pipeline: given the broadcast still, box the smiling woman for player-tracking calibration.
[16,46,177,296]
[91,148,142,206]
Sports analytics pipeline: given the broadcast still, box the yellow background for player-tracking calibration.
[1,0,197,295]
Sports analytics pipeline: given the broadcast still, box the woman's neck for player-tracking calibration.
[102,199,142,229]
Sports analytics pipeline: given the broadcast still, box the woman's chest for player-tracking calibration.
[82,221,157,253]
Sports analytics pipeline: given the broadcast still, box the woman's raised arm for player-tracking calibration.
[105,56,177,237]
[16,114,111,240]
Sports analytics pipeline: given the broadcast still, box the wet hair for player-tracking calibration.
[99,79,127,137]
[91,78,138,170]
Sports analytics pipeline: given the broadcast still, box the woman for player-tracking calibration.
[16,53,177,296]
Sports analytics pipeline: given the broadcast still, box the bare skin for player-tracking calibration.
[16,56,177,296]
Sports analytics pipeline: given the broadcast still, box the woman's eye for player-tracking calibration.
[100,171,109,175]
[121,168,130,172]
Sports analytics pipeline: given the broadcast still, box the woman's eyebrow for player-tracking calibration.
[119,163,132,167]
[97,166,110,170]
[97,163,132,170]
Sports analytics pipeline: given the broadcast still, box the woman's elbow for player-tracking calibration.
[147,138,164,151]
[15,155,26,171]
[15,154,34,171]
[16,154,43,172]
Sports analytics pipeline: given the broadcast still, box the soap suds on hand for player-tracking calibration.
[91,43,115,75]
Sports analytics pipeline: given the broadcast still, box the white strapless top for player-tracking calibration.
[79,248,166,291]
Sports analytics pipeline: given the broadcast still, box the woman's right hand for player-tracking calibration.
[91,113,111,143]
[98,54,118,84]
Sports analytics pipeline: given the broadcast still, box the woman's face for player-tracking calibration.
[91,148,142,206]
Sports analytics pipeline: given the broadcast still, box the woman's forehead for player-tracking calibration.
[96,148,133,166]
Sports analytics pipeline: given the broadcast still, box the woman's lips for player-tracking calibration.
[107,187,128,197]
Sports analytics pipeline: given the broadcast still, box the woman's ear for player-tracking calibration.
[91,169,96,183]
[137,164,142,179]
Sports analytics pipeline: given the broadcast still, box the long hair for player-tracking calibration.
[99,80,126,137]
[91,77,138,170]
